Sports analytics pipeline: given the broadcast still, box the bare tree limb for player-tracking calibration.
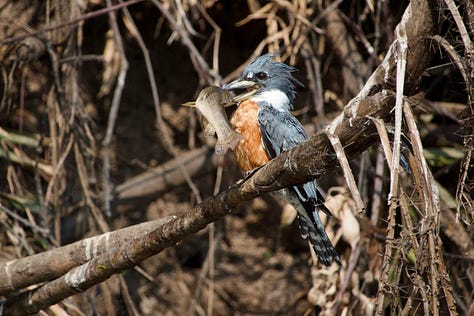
[112,146,215,203]
[0,218,169,296]
[102,0,129,218]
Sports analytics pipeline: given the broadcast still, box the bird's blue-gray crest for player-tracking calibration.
[224,53,303,110]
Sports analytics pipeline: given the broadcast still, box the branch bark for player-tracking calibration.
[0,218,169,295]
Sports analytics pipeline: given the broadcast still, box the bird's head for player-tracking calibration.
[223,53,303,111]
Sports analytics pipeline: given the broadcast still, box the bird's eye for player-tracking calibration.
[255,72,268,80]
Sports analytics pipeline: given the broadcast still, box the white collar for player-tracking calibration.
[252,89,291,112]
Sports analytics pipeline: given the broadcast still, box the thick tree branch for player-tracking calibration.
[1,90,393,315]
[0,89,405,315]
[0,218,169,295]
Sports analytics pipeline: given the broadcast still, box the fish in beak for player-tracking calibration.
[222,77,262,103]
[182,86,242,155]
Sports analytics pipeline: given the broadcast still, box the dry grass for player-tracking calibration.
[0,0,472,315]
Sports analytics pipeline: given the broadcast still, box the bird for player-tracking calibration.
[222,53,341,267]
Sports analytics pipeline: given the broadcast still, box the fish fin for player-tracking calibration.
[182,101,196,107]
[215,131,242,155]
[228,131,244,151]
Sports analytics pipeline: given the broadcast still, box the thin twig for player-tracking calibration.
[370,148,385,226]
[150,0,219,84]
[44,135,74,204]
[403,101,456,315]
[388,22,407,204]
[0,203,50,235]
[120,2,203,203]
[444,0,473,55]
[103,0,129,217]
[430,34,474,225]
[196,2,222,82]
[370,116,396,316]
[0,0,145,46]
[325,131,365,214]
[302,47,326,127]
[75,143,109,233]
[207,160,224,316]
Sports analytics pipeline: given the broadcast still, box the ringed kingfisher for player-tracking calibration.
[223,53,341,267]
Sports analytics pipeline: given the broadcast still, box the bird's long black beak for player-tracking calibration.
[222,77,259,90]
[222,77,261,102]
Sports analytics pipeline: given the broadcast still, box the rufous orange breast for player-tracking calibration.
[229,99,270,171]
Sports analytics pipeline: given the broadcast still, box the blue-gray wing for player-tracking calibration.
[257,103,308,157]
[257,103,339,266]
[257,103,332,218]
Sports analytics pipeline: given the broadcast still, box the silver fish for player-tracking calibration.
[183,86,243,155]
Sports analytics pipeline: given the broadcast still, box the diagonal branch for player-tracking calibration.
[2,90,395,315]
[0,218,169,296]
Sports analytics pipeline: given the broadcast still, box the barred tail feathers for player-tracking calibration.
[296,212,341,267]
[274,188,341,267]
